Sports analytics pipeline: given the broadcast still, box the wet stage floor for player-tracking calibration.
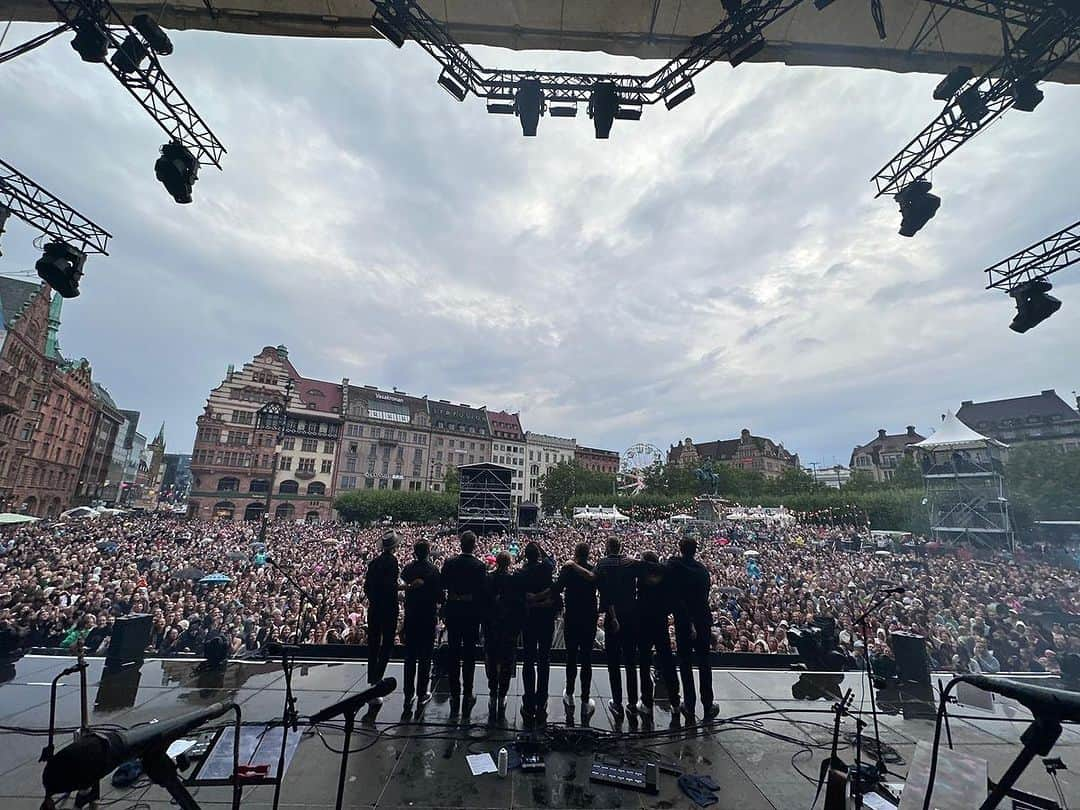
[1,655,1077,808]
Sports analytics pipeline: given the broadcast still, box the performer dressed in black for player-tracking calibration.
[516,541,559,723]
[363,531,400,704]
[556,542,598,714]
[595,536,641,720]
[484,551,520,719]
[635,551,680,717]
[400,539,441,707]
[668,537,719,721]
[440,530,487,715]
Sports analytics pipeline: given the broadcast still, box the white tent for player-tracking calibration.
[572,505,629,522]
[911,411,1007,452]
[668,514,694,523]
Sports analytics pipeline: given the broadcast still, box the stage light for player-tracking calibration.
[371,11,406,48]
[663,81,695,110]
[548,103,577,118]
[933,66,974,101]
[71,16,109,63]
[155,141,199,204]
[514,78,545,136]
[894,179,940,238]
[1011,78,1044,112]
[614,106,642,120]
[35,241,86,299]
[486,101,515,114]
[132,14,174,55]
[437,68,468,102]
[730,36,766,68]
[813,0,837,9]
[957,86,989,122]
[0,205,9,256]
[1009,279,1061,333]
[112,34,149,74]
[588,82,618,139]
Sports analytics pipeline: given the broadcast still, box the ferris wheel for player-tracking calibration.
[618,442,663,495]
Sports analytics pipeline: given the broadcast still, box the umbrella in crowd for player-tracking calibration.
[199,573,231,585]
[178,567,205,581]
[0,513,39,525]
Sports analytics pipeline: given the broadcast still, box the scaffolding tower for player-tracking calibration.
[457,463,513,536]
[913,412,1013,550]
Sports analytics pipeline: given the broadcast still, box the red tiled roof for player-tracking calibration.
[296,377,342,412]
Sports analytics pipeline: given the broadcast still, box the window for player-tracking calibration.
[321,459,332,474]
[308,481,326,496]
[301,438,317,452]
[231,410,253,425]
[279,456,293,470]
[249,478,269,493]
[365,477,374,489]
[368,444,377,458]
[298,458,315,473]
[217,476,239,492]
[279,480,299,494]
[323,441,335,454]
[412,465,421,477]
[378,479,388,489]
[340,475,357,490]
[282,437,295,450]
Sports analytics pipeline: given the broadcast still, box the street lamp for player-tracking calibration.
[255,377,294,546]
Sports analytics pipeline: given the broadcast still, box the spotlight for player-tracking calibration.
[71,15,109,63]
[1011,78,1044,112]
[486,101,515,115]
[933,66,974,101]
[548,104,578,118]
[514,78,545,136]
[1009,279,1061,333]
[111,34,149,74]
[813,0,837,8]
[437,68,468,102]
[35,241,86,299]
[614,106,642,121]
[370,11,406,48]
[132,14,174,55]
[0,205,9,256]
[663,81,695,110]
[956,86,989,122]
[895,179,940,237]
[588,82,618,139]
[730,36,766,68]
[155,141,199,204]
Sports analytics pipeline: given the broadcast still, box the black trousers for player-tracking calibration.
[521,615,555,712]
[564,616,597,698]
[675,611,714,709]
[367,607,397,685]
[604,614,639,706]
[638,615,679,707]
[445,615,481,698]
[402,610,436,699]
[484,622,518,700]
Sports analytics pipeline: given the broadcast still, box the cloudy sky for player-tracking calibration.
[1,21,1078,466]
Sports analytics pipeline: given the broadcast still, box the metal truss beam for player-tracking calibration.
[872,2,1080,196]
[373,0,806,106]
[985,218,1080,290]
[48,0,226,168]
[920,0,1057,28]
[0,157,111,254]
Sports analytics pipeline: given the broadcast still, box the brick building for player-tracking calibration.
[337,383,431,494]
[849,426,925,483]
[575,445,620,474]
[276,375,341,521]
[488,410,526,505]
[668,429,799,479]
[428,400,491,492]
[957,390,1080,453]
[73,382,124,506]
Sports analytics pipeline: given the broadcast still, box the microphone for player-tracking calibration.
[43,701,234,794]
[310,678,396,723]
[958,675,1080,724]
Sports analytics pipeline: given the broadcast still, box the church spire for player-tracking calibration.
[152,422,166,448]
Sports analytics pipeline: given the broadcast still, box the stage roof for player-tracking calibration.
[11,1,1080,84]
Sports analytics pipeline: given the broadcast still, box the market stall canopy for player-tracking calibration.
[911,411,1008,452]
[572,505,630,522]
[0,513,40,525]
[8,1,1080,83]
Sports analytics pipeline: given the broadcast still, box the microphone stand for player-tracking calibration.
[270,645,299,810]
[265,556,323,644]
[850,590,894,808]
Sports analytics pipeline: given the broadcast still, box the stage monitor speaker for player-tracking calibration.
[105,613,152,669]
[890,630,931,686]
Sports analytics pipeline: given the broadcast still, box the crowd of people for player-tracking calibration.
[0,513,1077,698]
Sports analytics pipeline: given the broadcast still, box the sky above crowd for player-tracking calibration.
[2,24,1078,466]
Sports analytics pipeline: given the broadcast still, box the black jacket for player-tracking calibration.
[595,555,640,619]
[556,563,598,623]
[401,559,441,617]
[666,555,711,619]
[364,552,400,612]
[441,553,488,620]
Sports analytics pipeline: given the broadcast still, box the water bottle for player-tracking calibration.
[497,747,508,778]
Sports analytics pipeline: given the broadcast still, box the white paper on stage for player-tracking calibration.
[466,753,497,775]
[898,741,987,810]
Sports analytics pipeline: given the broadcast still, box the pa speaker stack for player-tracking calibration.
[104,613,152,671]
[888,630,935,719]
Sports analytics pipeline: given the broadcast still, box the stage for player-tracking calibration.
[2,655,1078,809]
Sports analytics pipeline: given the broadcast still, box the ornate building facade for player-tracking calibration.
[668,429,800,479]
[849,426,925,482]
[957,389,1080,453]
[337,383,430,494]
[525,431,576,508]
[575,445,620,475]
[488,410,526,505]
[428,400,492,492]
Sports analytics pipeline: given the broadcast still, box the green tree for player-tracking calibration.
[443,466,460,496]
[1006,444,1080,521]
[766,466,822,496]
[334,490,458,524]
[889,456,923,490]
[846,469,880,493]
[537,460,579,515]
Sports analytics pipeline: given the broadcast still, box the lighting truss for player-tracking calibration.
[369,0,807,108]
[984,218,1080,291]
[47,0,225,168]
[872,1,1080,197]
[0,157,111,254]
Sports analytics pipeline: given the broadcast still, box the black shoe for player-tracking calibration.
[681,703,697,723]
[418,692,432,706]
[462,694,477,713]
[607,699,624,718]
[703,702,721,721]
[449,695,461,718]
[521,704,535,725]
